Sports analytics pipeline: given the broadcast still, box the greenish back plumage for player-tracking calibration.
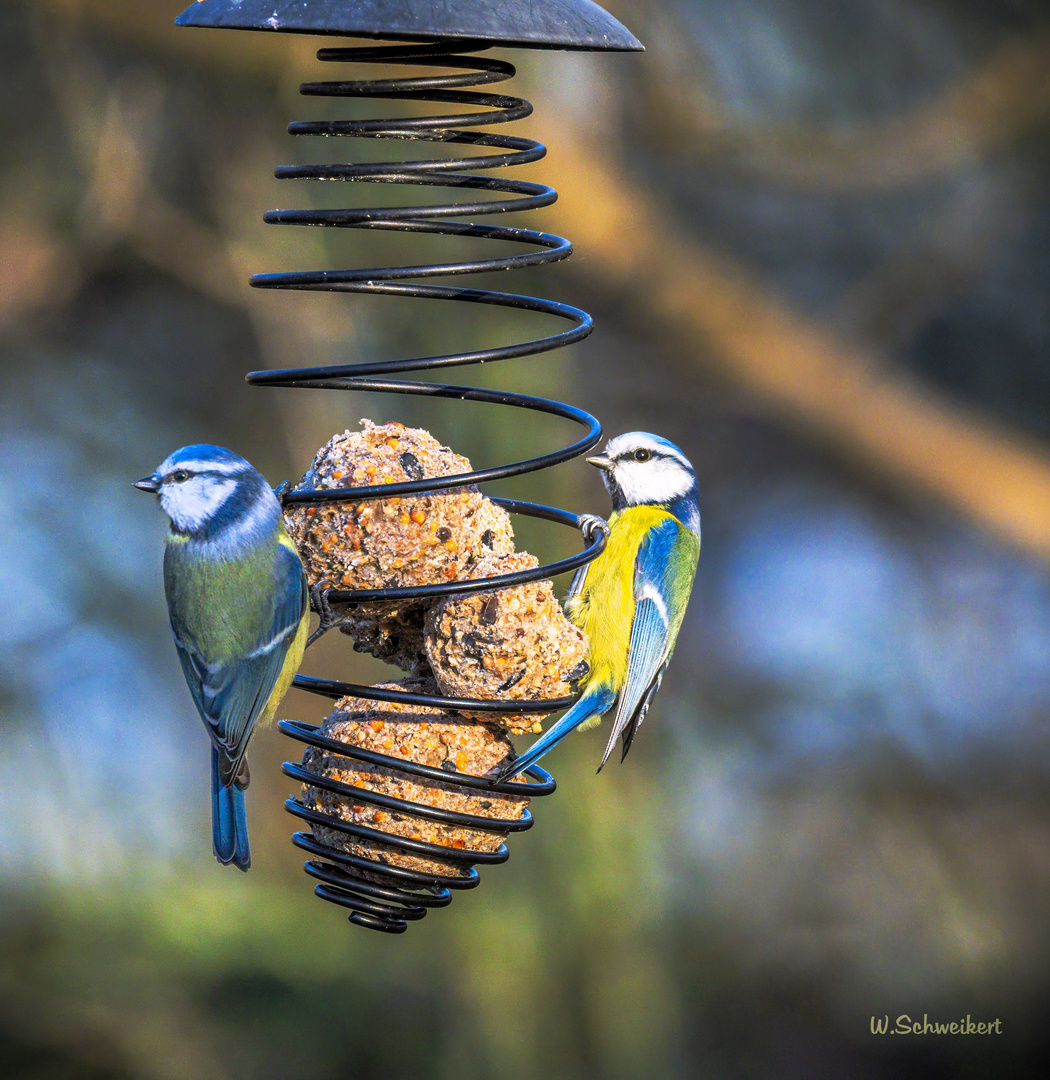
[164,525,308,784]
[165,532,283,663]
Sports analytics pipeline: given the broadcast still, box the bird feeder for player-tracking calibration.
[175,0,642,932]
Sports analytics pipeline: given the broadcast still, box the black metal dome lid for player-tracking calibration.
[175,0,643,51]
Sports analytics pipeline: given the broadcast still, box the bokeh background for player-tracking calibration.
[3,0,1050,1076]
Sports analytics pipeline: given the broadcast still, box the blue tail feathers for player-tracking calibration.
[498,685,616,780]
[211,746,250,871]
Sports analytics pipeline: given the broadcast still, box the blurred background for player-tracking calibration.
[3,0,1050,1076]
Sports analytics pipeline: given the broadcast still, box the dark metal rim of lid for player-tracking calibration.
[175,0,644,52]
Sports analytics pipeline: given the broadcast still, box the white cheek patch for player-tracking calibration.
[162,478,236,532]
[614,458,693,505]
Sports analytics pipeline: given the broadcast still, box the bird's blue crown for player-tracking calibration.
[159,444,254,476]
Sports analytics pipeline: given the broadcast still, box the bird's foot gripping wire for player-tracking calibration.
[566,513,609,603]
[306,579,338,647]
[577,513,610,543]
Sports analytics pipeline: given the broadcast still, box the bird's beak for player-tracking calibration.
[134,475,160,493]
[586,454,614,472]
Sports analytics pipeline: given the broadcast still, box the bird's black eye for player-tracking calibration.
[634,448,652,462]
[173,470,190,483]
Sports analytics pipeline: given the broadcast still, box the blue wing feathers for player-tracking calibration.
[599,597,669,770]
[636,517,693,606]
[598,518,694,770]
[618,667,664,763]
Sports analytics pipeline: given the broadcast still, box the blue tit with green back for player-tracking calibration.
[135,445,309,871]
[498,432,700,780]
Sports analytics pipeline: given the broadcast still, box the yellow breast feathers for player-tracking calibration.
[566,505,676,693]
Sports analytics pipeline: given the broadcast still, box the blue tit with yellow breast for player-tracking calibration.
[499,432,700,779]
[136,445,309,871]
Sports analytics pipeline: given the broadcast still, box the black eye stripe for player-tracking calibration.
[166,468,248,482]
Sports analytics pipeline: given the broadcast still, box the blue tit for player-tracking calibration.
[135,445,309,871]
[499,432,700,779]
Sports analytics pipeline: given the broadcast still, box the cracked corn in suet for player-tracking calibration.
[284,421,514,670]
[301,680,527,878]
[424,553,589,734]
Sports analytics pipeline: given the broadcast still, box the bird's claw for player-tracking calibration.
[577,513,609,543]
[566,516,608,605]
[306,578,338,647]
[272,480,291,504]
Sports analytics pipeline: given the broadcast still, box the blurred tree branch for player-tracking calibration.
[829,174,1021,351]
[637,26,1050,191]
[542,125,1050,559]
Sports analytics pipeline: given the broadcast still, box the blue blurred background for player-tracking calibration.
[3,1,1050,1076]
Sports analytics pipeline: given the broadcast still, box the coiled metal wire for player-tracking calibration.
[253,39,605,932]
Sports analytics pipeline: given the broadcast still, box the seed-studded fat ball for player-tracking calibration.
[468,496,516,558]
[424,553,589,734]
[301,680,529,878]
[285,421,515,671]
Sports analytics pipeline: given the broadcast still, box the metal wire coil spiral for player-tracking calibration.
[252,38,606,933]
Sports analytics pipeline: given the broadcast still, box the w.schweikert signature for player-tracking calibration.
[871,1015,1003,1035]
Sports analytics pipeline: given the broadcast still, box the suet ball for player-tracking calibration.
[424,552,589,733]
[302,679,528,878]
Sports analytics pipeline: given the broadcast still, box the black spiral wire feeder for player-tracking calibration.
[250,39,608,933]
